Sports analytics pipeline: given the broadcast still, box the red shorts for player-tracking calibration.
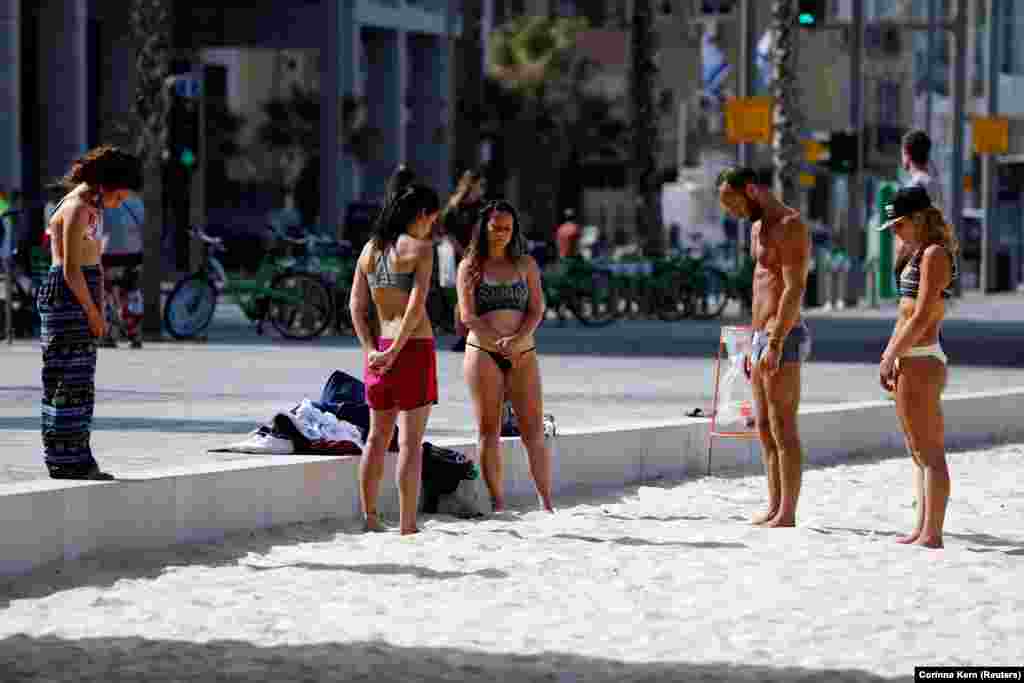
[364,338,438,411]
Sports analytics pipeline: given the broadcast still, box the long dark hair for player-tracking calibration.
[370,181,440,251]
[464,200,524,269]
[59,145,143,193]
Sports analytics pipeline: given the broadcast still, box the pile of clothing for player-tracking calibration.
[212,370,389,456]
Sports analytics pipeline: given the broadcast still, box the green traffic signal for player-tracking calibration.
[798,12,815,25]
[180,148,196,168]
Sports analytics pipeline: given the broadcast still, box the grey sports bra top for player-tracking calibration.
[367,247,415,291]
[475,276,529,315]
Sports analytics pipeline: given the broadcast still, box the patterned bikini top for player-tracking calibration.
[367,247,415,291]
[47,192,104,242]
[897,246,958,299]
[475,275,529,315]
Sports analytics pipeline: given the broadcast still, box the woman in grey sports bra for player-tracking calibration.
[876,185,957,549]
[456,200,553,513]
[349,180,440,535]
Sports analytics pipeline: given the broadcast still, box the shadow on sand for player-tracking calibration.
[0,633,911,683]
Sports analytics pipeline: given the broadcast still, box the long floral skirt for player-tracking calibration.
[38,265,102,468]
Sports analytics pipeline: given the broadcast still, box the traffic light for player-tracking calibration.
[165,75,201,171]
[827,131,860,173]
[797,0,825,28]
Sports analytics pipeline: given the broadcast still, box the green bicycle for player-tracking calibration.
[163,226,333,340]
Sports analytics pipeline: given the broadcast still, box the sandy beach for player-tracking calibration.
[1,442,1021,682]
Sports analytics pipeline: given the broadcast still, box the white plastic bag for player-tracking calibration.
[437,238,458,289]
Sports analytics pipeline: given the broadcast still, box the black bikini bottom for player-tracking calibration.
[466,343,536,374]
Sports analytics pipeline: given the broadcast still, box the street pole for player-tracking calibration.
[925,0,937,137]
[950,0,967,296]
[846,0,864,307]
[981,0,1000,293]
[736,0,754,265]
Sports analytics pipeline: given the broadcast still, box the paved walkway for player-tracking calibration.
[2,334,1023,485]
[1,442,1021,681]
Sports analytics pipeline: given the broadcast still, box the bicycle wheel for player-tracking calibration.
[268,272,332,339]
[163,275,218,339]
[689,267,731,320]
[654,272,694,322]
[569,268,621,327]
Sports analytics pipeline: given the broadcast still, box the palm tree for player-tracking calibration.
[630,0,664,257]
[132,0,173,338]
[488,15,624,236]
[770,0,801,206]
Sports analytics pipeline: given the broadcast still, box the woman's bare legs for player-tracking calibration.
[361,407,399,531]
[893,383,924,544]
[507,352,553,511]
[465,346,506,511]
[895,358,949,548]
[396,404,432,534]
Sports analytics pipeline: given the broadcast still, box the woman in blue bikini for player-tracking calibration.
[457,200,553,513]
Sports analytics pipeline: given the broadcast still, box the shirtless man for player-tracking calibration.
[717,167,812,527]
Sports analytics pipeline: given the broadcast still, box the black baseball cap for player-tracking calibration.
[877,185,933,231]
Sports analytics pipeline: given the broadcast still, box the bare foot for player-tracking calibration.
[751,508,779,526]
[364,513,388,533]
[761,515,796,528]
[492,498,506,514]
[895,532,921,545]
[400,526,420,536]
[913,536,944,549]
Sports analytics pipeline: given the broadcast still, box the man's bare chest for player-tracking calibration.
[752,221,784,268]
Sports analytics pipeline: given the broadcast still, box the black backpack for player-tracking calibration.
[421,442,478,513]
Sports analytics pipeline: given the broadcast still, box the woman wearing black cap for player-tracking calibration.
[876,185,959,549]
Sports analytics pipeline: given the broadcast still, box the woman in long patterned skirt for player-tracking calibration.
[40,146,142,480]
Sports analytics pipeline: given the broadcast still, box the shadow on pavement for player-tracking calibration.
[0,633,911,682]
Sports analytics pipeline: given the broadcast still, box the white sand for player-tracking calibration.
[1,443,1022,682]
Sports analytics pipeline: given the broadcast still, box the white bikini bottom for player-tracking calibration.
[897,343,948,368]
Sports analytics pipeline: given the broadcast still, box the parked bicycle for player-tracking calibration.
[163,226,333,340]
[543,257,621,327]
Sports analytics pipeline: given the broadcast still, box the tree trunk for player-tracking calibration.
[630,0,664,257]
[770,0,801,207]
[454,0,485,179]
[132,0,172,339]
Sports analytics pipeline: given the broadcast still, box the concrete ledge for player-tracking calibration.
[2,389,1023,577]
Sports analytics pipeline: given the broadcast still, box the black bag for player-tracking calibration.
[421,442,478,514]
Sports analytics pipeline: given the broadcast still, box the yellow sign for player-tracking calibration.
[802,139,827,163]
[972,116,1009,155]
[725,97,774,145]
[799,172,817,188]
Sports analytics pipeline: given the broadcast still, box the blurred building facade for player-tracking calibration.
[0,0,458,241]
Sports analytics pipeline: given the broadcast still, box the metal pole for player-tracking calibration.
[846,0,864,306]
[3,212,11,345]
[981,0,1000,293]
[189,68,206,271]
[736,0,754,266]
[926,0,937,136]
[950,0,967,296]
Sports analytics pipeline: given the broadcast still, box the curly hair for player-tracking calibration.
[59,145,143,193]
[914,206,959,258]
[895,207,960,280]
[464,200,524,269]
